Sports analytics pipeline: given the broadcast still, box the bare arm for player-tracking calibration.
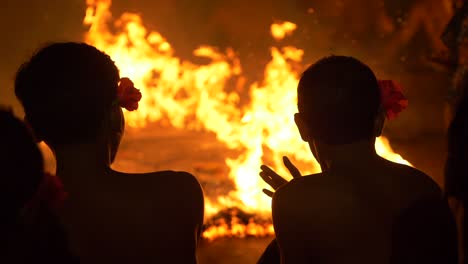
[151,172,204,263]
[272,188,315,264]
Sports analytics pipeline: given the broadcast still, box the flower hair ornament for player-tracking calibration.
[378,80,408,120]
[115,77,142,111]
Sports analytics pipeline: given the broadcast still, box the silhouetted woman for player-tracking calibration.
[0,108,77,263]
[259,56,458,264]
[14,43,204,263]
[446,90,468,263]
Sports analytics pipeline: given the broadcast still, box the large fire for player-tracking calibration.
[83,0,410,240]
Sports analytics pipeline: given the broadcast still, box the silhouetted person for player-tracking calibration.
[0,108,77,263]
[259,56,458,263]
[14,42,204,263]
[386,0,453,61]
[446,90,468,263]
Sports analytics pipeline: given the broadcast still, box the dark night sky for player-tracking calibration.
[0,0,85,110]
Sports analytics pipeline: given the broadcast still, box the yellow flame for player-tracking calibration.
[270,21,298,41]
[84,0,411,240]
[375,136,411,166]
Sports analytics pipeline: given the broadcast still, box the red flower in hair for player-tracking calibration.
[378,80,409,120]
[117,77,142,111]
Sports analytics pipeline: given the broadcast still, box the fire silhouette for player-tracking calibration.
[83,0,410,240]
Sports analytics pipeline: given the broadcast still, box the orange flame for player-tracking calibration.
[84,0,411,240]
[271,21,297,40]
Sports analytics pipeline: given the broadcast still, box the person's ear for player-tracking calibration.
[24,115,44,143]
[294,113,311,142]
[107,107,125,164]
[374,111,385,137]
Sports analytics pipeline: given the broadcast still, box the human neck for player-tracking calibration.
[318,139,379,171]
[51,141,111,188]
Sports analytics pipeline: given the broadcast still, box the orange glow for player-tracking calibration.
[375,136,411,166]
[270,21,298,41]
[84,0,411,240]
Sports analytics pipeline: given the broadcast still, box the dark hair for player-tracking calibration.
[15,42,120,144]
[297,56,380,144]
[0,108,43,211]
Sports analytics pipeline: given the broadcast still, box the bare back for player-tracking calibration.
[58,170,204,264]
[272,158,456,264]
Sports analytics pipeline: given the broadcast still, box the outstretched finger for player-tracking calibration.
[260,166,286,189]
[259,171,273,184]
[262,189,274,197]
[261,164,278,174]
[283,156,302,178]
[260,165,282,181]
[259,171,281,190]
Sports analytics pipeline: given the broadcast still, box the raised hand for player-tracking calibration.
[259,156,302,197]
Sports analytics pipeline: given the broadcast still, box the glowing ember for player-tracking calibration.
[84,0,411,240]
[270,21,298,41]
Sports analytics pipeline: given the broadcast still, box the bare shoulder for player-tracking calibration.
[276,173,337,195]
[147,170,202,188]
[148,170,202,197]
[382,159,442,197]
[271,173,352,236]
[120,170,201,187]
[114,170,204,205]
[273,173,332,207]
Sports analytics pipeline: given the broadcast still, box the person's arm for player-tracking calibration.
[444,155,466,199]
[152,172,204,263]
[272,187,315,264]
[257,239,281,264]
[445,97,468,199]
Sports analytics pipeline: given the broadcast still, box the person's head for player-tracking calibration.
[0,108,43,212]
[295,56,383,160]
[15,42,123,162]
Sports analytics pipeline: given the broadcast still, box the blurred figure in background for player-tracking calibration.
[445,87,468,263]
[386,0,453,61]
[0,108,76,263]
[335,0,395,45]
